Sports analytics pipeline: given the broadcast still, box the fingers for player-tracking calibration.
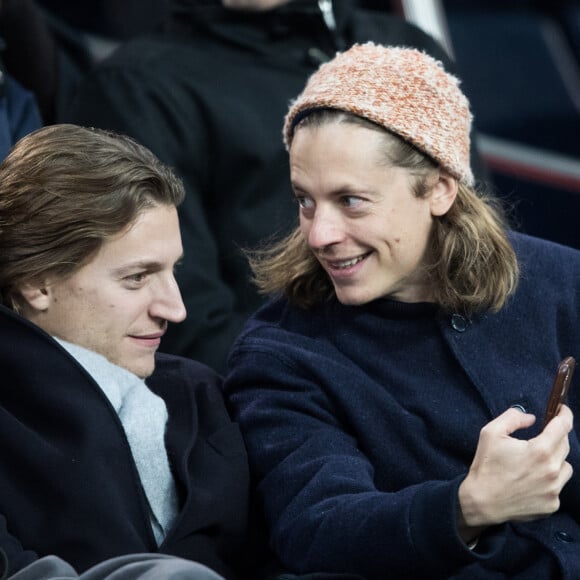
[531,459,574,518]
[487,404,573,440]
[560,460,574,489]
[480,407,536,439]
[460,405,574,527]
[550,404,574,434]
[524,405,572,487]
[538,404,573,452]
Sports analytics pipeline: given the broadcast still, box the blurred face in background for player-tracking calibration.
[222,0,291,10]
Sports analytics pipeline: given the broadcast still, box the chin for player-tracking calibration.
[119,359,155,379]
[122,346,157,377]
[334,290,377,306]
[134,365,155,379]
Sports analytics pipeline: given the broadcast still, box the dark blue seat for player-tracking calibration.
[444,5,580,248]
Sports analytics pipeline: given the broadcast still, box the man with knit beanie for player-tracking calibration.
[225,43,580,578]
[65,0,487,375]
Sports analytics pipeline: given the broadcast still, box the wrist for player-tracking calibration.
[457,478,489,544]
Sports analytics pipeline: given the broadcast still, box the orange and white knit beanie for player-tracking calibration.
[284,42,474,186]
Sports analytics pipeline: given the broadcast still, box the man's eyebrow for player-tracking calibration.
[111,253,185,276]
[292,181,380,199]
[111,261,161,277]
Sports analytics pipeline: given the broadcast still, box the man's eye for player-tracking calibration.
[340,195,363,208]
[126,272,147,283]
[295,196,314,209]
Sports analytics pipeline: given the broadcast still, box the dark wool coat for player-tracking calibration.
[0,305,254,579]
[225,232,580,579]
[0,70,42,161]
[64,0,483,373]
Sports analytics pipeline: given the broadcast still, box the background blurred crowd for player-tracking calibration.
[1,0,579,371]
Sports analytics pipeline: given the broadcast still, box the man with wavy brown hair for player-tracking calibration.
[0,124,263,579]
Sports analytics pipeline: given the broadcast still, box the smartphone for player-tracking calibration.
[542,356,575,429]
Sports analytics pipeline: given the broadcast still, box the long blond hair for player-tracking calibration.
[250,110,519,315]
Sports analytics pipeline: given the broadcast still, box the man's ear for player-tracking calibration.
[429,170,458,217]
[18,283,52,312]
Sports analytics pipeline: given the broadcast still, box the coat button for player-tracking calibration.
[451,314,468,332]
[555,531,574,543]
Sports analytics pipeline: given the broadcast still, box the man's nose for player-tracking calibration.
[151,276,187,323]
[304,208,346,250]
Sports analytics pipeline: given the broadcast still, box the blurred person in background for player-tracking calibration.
[65,0,486,373]
[0,1,43,158]
[0,0,169,124]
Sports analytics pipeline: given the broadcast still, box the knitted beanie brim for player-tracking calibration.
[284,43,474,186]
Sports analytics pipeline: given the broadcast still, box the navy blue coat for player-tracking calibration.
[0,72,42,161]
[225,232,580,579]
[0,305,255,579]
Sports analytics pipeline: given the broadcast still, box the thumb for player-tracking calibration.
[489,407,537,437]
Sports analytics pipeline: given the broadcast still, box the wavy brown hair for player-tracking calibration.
[0,124,185,312]
[250,110,519,315]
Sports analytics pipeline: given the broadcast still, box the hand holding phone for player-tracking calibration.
[543,356,575,429]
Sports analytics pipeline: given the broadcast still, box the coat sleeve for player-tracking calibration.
[64,64,248,373]
[224,341,506,579]
[0,514,38,579]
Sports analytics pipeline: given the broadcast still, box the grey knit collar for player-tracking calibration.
[54,338,179,545]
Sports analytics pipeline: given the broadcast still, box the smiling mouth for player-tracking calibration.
[326,253,370,270]
[130,331,165,339]
[128,329,166,345]
[129,335,163,350]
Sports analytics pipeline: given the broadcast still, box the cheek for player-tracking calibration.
[299,217,311,239]
[398,206,433,241]
[59,282,93,304]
